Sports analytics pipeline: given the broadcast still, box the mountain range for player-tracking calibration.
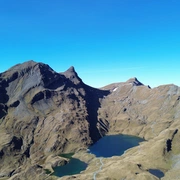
[0,60,180,180]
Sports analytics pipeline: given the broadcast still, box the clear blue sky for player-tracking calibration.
[0,0,180,88]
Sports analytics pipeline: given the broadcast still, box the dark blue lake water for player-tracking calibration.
[149,169,164,178]
[53,158,88,177]
[88,134,144,157]
[53,134,144,177]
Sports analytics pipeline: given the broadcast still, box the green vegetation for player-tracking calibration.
[44,169,52,175]
[59,152,74,159]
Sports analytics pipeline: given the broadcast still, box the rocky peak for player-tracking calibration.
[67,66,76,73]
[8,60,37,71]
[0,61,68,106]
[62,66,83,85]
[2,60,52,80]
[126,77,144,86]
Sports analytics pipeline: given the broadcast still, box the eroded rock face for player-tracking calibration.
[0,60,180,179]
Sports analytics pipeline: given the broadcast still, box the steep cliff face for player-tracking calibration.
[0,60,109,179]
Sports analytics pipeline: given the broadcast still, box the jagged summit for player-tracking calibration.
[8,60,37,71]
[66,66,76,73]
[2,60,54,80]
[101,77,145,91]
[0,61,68,107]
[126,77,144,86]
[62,66,83,85]
[0,61,84,95]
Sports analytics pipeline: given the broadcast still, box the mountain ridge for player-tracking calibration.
[1,60,178,89]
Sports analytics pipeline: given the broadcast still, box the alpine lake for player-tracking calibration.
[52,134,164,178]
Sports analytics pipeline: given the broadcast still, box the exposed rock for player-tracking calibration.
[164,129,178,153]
[44,155,69,173]
[126,77,144,86]
[62,66,82,85]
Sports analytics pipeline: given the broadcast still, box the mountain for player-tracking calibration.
[0,60,109,179]
[0,60,180,180]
